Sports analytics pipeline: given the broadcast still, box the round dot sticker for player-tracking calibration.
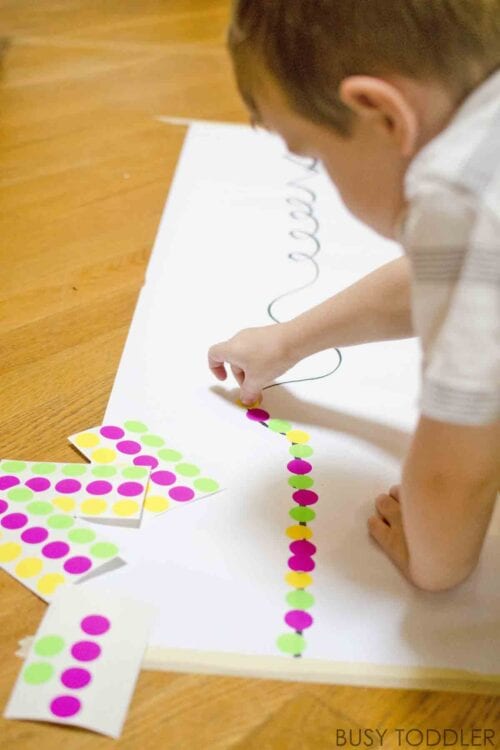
[62,464,88,477]
[1,460,26,473]
[52,496,76,513]
[290,540,316,556]
[0,542,22,562]
[286,525,313,541]
[112,500,139,517]
[91,465,117,478]
[89,542,119,559]
[116,440,142,455]
[286,590,315,610]
[292,489,318,506]
[144,495,169,513]
[8,487,33,503]
[24,662,55,685]
[68,528,96,544]
[286,429,310,444]
[0,476,20,491]
[60,667,92,689]
[287,459,312,476]
[151,470,176,486]
[91,448,117,464]
[21,526,49,544]
[55,478,81,494]
[50,695,81,718]
[288,555,315,573]
[289,506,316,523]
[36,573,66,596]
[85,480,112,496]
[121,465,148,479]
[285,571,313,588]
[117,481,144,497]
[31,463,57,475]
[15,557,44,578]
[71,640,101,661]
[25,476,51,492]
[267,419,292,434]
[285,610,314,630]
[288,475,314,490]
[157,448,182,463]
[141,434,165,447]
[26,500,53,516]
[64,556,92,575]
[81,614,111,635]
[42,541,70,559]
[99,425,125,440]
[47,514,74,530]
[276,632,306,655]
[1,512,28,530]
[193,477,219,493]
[74,432,100,448]
[80,499,107,516]
[124,420,148,433]
[168,486,195,502]
[246,408,270,422]
[289,444,314,459]
[133,454,158,469]
[34,634,65,657]
[0,499,7,514]
[175,463,200,478]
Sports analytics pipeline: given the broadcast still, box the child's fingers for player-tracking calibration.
[375,493,401,526]
[389,485,401,502]
[368,514,392,548]
[240,378,262,407]
[208,344,229,381]
[231,365,245,386]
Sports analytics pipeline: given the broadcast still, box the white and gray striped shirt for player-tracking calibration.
[401,68,500,425]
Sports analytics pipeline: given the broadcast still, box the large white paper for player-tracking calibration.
[93,123,500,681]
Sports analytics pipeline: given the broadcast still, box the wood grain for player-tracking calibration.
[0,2,499,747]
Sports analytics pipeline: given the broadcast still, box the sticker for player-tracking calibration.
[4,587,154,738]
[69,421,222,517]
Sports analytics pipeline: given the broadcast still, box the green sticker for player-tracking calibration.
[193,478,219,493]
[89,542,119,559]
[286,590,315,610]
[8,487,33,503]
[47,514,75,530]
[175,462,200,478]
[276,633,306,655]
[158,448,182,463]
[26,501,53,516]
[124,420,148,433]
[31,462,57,475]
[23,662,55,685]
[91,465,117,478]
[268,419,292,434]
[1,460,27,473]
[288,475,314,490]
[121,465,148,479]
[289,506,316,523]
[141,434,165,448]
[34,635,65,657]
[62,464,88,477]
[289,444,314,459]
[68,528,96,544]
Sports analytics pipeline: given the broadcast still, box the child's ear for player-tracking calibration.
[339,76,418,157]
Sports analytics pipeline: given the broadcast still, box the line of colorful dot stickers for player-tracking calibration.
[0,462,125,602]
[5,586,154,738]
[244,405,316,658]
[69,419,222,516]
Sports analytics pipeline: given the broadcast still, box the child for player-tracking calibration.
[208,1,500,592]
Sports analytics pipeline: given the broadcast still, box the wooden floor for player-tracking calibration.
[0,2,498,747]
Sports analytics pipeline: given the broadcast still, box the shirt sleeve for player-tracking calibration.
[401,185,500,425]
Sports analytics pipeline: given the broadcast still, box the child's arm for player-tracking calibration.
[369,416,500,591]
[208,255,413,404]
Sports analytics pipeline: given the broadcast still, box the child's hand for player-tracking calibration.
[208,323,298,405]
[368,485,411,582]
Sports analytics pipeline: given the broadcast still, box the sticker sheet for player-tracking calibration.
[0,460,150,521]
[69,420,222,516]
[4,587,154,738]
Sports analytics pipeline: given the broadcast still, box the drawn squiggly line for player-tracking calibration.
[264,154,343,393]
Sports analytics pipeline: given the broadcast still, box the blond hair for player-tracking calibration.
[229,0,500,134]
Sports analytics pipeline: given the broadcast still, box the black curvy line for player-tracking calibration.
[264,154,343,392]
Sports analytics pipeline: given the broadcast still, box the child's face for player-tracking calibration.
[252,74,411,239]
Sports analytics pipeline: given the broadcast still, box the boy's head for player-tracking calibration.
[228,1,500,237]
